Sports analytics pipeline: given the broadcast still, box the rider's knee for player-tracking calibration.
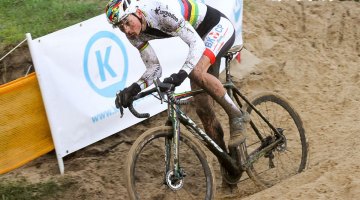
[189,67,208,87]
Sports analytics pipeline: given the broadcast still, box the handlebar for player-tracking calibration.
[128,104,150,118]
[119,79,191,119]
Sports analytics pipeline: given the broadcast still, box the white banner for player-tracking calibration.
[27,0,243,174]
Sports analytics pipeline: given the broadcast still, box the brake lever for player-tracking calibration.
[119,105,124,118]
[115,91,125,118]
[154,78,165,104]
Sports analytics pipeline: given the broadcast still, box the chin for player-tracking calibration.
[127,35,136,39]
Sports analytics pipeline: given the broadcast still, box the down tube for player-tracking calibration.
[177,109,225,154]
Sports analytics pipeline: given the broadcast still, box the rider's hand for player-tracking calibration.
[115,83,141,108]
[163,70,188,87]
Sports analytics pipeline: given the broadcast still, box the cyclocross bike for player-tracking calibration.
[119,45,308,200]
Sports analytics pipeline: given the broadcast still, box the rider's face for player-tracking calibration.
[116,13,142,39]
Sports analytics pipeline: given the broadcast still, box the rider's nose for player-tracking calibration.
[123,26,131,34]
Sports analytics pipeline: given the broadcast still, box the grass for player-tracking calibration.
[0,0,105,50]
[0,178,76,200]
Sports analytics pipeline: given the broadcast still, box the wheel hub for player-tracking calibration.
[166,170,184,190]
[276,128,287,152]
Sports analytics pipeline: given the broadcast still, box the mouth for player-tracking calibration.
[127,33,137,39]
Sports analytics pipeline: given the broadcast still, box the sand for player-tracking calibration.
[1,0,360,199]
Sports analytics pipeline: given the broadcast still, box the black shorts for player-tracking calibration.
[196,5,235,77]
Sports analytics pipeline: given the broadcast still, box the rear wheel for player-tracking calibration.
[244,92,308,187]
[125,126,216,200]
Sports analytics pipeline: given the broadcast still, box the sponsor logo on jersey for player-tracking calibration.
[154,7,179,22]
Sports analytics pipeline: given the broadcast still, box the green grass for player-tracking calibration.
[0,0,105,50]
[0,178,76,200]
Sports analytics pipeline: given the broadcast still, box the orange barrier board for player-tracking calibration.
[0,73,54,174]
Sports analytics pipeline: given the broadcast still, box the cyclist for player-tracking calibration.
[106,0,247,165]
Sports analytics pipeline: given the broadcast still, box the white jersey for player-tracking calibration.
[130,0,233,90]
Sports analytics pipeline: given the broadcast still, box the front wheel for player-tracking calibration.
[244,92,308,187]
[125,126,216,200]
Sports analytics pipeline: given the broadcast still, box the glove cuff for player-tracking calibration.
[178,70,188,80]
[129,82,141,96]
[180,62,194,74]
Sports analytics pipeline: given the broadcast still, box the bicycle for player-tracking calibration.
[120,45,308,200]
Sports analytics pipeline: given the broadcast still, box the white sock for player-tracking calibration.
[224,93,241,112]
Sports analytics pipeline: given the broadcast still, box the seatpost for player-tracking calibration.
[224,53,234,98]
[225,53,233,83]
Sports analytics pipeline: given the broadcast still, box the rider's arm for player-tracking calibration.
[173,22,205,74]
[156,4,205,74]
[130,39,162,90]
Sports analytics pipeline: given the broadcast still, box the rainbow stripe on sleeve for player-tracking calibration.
[177,0,199,27]
[137,42,149,52]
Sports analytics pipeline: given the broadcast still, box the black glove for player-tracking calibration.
[163,70,188,87]
[115,83,141,108]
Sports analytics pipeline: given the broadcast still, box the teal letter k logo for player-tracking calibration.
[96,46,117,82]
[84,31,129,98]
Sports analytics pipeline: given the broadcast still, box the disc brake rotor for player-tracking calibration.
[166,170,184,190]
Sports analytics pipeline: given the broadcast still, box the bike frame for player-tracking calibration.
[165,86,285,179]
[164,52,285,179]
[166,92,241,176]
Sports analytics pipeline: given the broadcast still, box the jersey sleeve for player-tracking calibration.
[129,38,162,90]
[155,2,205,74]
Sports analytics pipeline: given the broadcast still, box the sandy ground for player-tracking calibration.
[1,0,360,199]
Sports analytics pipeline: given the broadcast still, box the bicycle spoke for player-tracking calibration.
[275,152,288,180]
[280,150,301,171]
[180,188,197,200]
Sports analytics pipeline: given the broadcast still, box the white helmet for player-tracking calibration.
[105,0,139,25]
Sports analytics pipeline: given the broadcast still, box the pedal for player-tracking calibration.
[268,153,275,168]
[269,158,275,168]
